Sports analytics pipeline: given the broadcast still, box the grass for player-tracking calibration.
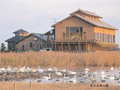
[0,51,120,68]
[0,82,119,90]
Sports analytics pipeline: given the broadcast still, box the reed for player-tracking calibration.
[0,51,120,67]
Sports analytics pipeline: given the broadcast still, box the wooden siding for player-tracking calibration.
[16,35,47,51]
[94,27,115,35]
[55,16,94,41]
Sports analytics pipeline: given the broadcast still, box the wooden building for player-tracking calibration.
[6,29,53,52]
[16,33,50,51]
[5,29,29,51]
[51,9,118,51]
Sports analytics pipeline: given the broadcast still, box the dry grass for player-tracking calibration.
[0,51,120,68]
[0,82,119,90]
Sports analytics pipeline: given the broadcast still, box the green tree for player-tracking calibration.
[1,43,6,52]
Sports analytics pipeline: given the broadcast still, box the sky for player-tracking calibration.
[0,0,120,47]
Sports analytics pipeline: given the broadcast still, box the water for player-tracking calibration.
[0,67,120,86]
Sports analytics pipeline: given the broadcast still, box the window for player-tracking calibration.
[80,27,83,33]
[22,45,25,51]
[70,27,79,35]
[111,35,113,43]
[30,42,32,48]
[66,27,69,36]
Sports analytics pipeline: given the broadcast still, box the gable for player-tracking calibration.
[55,16,93,28]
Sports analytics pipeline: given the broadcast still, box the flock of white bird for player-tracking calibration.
[0,66,120,85]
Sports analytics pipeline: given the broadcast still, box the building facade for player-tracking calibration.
[51,9,118,51]
[16,33,50,51]
[5,29,29,51]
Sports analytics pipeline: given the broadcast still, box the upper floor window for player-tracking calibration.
[66,27,69,36]
[70,27,79,35]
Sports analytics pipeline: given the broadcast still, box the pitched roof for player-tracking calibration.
[70,9,102,18]
[44,29,55,35]
[31,33,48,41]
[74,14,117,30]
[52,10,117,30]
[16,33,48,44]
[13,29,29,34]
[5,36,24,42]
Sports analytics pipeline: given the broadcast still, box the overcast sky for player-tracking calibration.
[0,0,120,47]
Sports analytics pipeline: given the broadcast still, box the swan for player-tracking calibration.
[85,68,89,74]
[108,76,115,80]
[43,73,52,80]
[118,67,120,70]
[37,66,43,73]
[61,69,66,73]
[0,68,6,72]
[68,71,77,75]
[93,70,98,75]
[110,67,114,70]
[54,67,63,76]
[90,77,96,83]
[19,66,27,73]
[100,75,106,82]
[7,66,12,72]
[63,73,69,79]
[47,68,53,72]
[69,75,77,84]
[100,69,105,75]
[26,67,32,73]
[31,68,37,73]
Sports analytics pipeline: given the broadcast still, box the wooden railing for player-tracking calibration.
[51,39,118,48]
[94,40,118,48]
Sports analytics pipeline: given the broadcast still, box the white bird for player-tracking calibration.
[26,67,31,73]
[110,67,114,70]
[108,76,115,80]
[37,66,43,73]
[61,69,66,73]
[63,74,69,79]
[93,70,98,75]
[90,77,96,83]
[69,75,77,84]
[118,67,120,70]
[54,67,63,76]
[47,68,53,72]
[85,68,89,74]
[68,71,77,75]
[43,73,52,80]
[101,69,105,75]
[0,68,6,72]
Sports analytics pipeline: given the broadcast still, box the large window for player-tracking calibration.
[70,27,79,35]
[95,33,114,43]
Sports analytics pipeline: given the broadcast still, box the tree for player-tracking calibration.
[1,43,6,52]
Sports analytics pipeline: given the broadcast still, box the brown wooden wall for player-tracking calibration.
[16,35,47,51]
[55,16,94,41]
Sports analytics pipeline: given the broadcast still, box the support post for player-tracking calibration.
[14,82,16,90]
[30,82,32,90]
